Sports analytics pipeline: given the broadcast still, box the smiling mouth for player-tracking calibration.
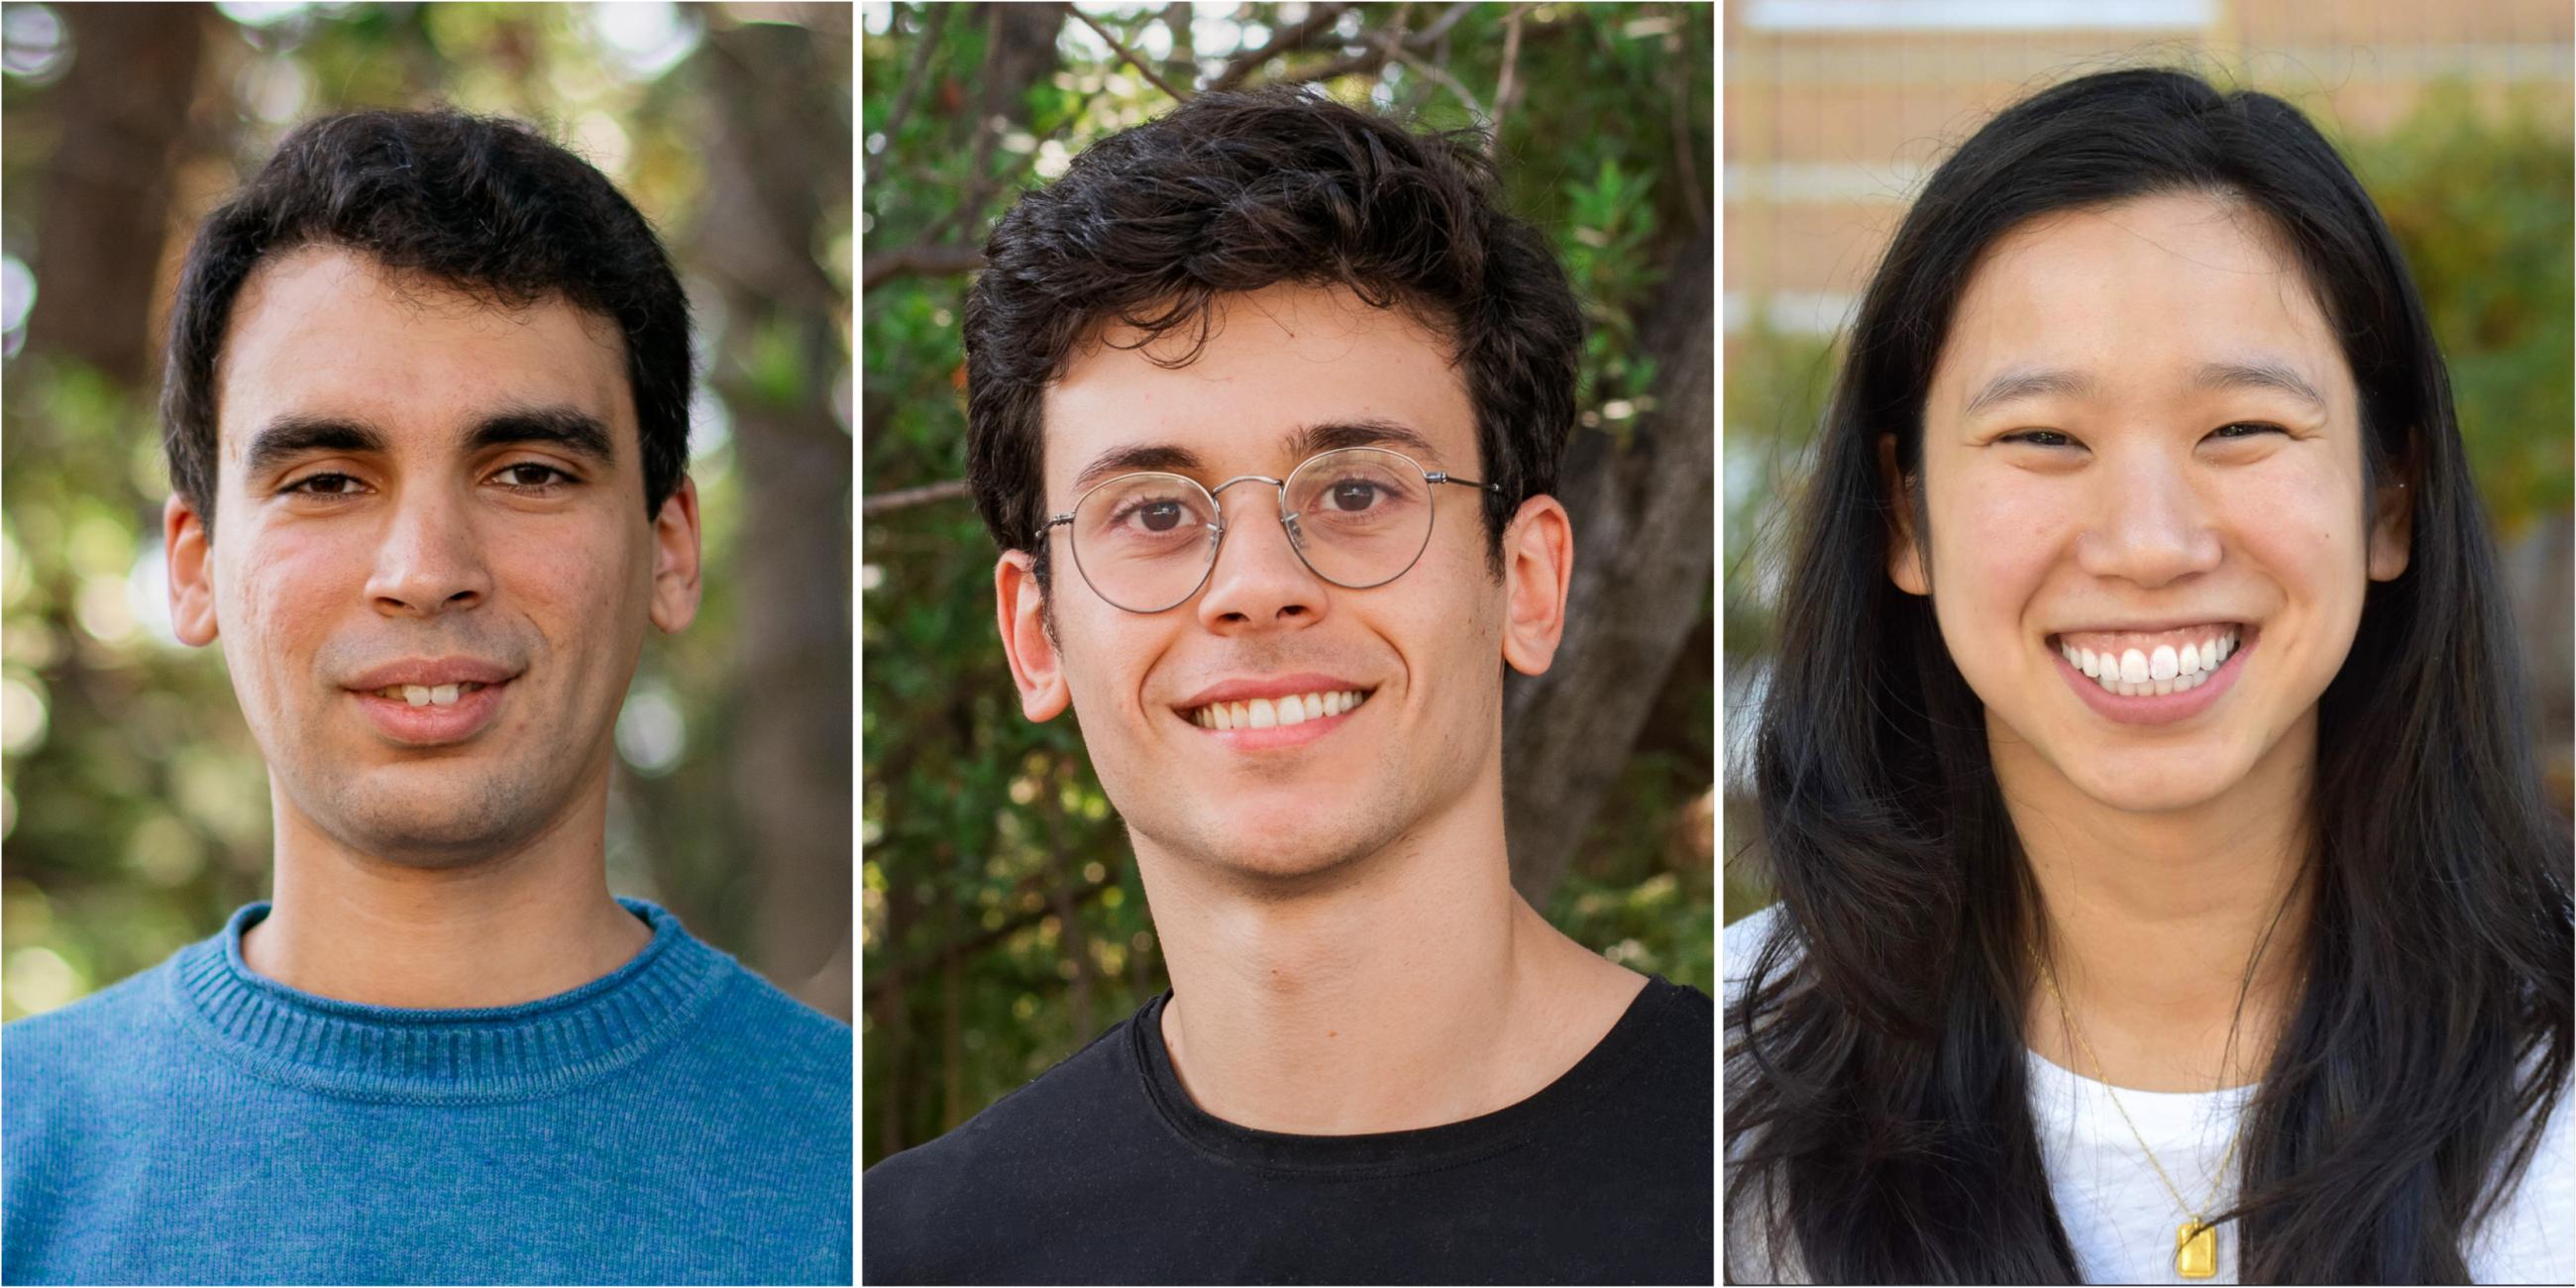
[2048,624,2248,698]
[365,681,498,707]
[1182,687,1374,731]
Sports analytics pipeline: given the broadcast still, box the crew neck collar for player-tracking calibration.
[163,896,731,1104]
[1132,974,1683,1175]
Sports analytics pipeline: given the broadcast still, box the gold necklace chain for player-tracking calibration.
[2026,938,2252,1279]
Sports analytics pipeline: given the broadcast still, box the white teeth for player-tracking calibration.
[2119,650,2149,684]
[2149,645,2179,682]
[2080,647,2098,677]
[2179,643,2202,676]
[430,684,460,706]
[1192,689,1370,730]
[403,685,431,706]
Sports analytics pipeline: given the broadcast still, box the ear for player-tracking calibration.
[163,494,219,647]
[647,477,704,633]
[2367,466,2413,583]
[996,549,1070,721]
[1498,493,1573,677]
[1879,434,1929,596]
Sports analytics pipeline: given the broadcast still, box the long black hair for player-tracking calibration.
[1729,67,2573,1283]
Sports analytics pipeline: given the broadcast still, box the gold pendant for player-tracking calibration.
[2175,1219,2217,1279]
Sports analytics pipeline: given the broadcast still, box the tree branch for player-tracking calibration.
[1488,5,1527,156]
[1206,2,1350,92]
[861,478,973,517]
[1065,4,1190,102]
[1391,43,1481,121]
[1245,1,1481,92]
[862,244,987,293]
[877,4,948,153]
[868,880,1118,999]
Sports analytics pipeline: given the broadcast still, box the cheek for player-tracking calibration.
[2227,462,2371,639]
[1927,472,2070,631]
[220,531,359,678]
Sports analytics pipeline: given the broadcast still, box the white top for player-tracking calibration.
[1723,903,2575,1284]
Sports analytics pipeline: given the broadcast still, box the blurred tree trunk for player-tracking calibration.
[1503,230,1716,908]
[27,2,208,387]
[692,13,854,1021]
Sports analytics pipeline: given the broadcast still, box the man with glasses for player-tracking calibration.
[862,89,1713,1284]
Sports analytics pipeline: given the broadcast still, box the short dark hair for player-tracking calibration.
[962,87,1582,586]
[161,107,694,530]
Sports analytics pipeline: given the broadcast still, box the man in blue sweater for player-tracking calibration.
[2,110,850,1286]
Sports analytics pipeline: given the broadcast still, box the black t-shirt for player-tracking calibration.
[862,975,1713,1285]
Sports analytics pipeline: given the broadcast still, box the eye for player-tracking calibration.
[281,472,366,497]
[490,462,578,490]
[1999,429,2079,448]
[1108,495,1200,535]
[2208,421,2286,441]
[1325,481,1382,512]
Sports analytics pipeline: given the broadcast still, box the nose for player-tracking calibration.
[1195,483,1325,631]
[365,484,491,617]
[2074,447,2222,589]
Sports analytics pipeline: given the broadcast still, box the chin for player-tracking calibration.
[1148,806,1394,884]
[2061,755,2246,815]
[294,764,558,867]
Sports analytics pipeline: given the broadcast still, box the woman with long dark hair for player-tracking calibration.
[1726,68,2572,1283]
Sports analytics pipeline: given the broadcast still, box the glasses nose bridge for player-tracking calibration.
[1206,472,1296,532]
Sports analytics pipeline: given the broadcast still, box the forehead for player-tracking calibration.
[215,244,633,456]
[1934,191,2349,405]
[1040,282,1474,484]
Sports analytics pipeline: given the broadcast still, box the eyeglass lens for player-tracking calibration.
[1066,448,1439,612]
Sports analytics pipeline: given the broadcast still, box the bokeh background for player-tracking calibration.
[0,3,855,1020]
[1722,0,2576,925]
[863,1,1714,1165]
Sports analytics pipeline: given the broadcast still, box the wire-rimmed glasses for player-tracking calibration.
[1035,446,1500,614]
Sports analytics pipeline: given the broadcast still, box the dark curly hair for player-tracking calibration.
[161,107,694,530]
[963,87,1582,588]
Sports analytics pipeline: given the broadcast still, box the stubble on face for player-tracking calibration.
[209,246,655,871]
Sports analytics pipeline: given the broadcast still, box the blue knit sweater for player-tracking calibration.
[2,897,852,1286]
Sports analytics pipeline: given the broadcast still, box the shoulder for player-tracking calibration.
[665,952,853,1127]
[1722,902,1801,1016]
[2468,1062,2576,1284]
[3,963,176,1159]
[3,960,173,1085]
[861,1005,1148,1279]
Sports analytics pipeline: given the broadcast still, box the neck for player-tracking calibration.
[1136,766,1642,1134]
[242,770,652,1009]
[1995,708,2315,1093]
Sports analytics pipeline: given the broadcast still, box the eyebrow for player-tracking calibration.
[1961,368,2101,419]
[242,404,617,479]
[1962,360,2329,420]
[1067,418,1444,496]
[2192,359,2325,409]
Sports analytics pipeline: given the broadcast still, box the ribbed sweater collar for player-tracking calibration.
[163,897,731,1105]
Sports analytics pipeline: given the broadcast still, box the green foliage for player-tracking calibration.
[863,3,1713,1165]
[2,4,849,1020]
[2338,84,2575,533]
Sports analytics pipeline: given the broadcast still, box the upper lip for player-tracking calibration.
[344,657,519,691]
[2049,618,2247,636]
[1175,673,1372,710]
